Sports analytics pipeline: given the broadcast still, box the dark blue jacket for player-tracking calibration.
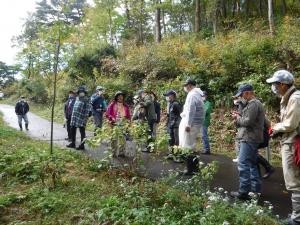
[15,101,29,115]
[91,94,107,112]
[154,100,161,123]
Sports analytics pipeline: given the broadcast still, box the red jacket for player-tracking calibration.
[106,101,131,122]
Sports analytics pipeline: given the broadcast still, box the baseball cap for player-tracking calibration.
[266,70,294,84]
[234,84,253,97]
[163,90,177,97]
[183,78,196,86]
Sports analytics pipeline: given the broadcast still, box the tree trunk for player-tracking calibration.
[108,8,114,45]
[194,0,200,32]
[162,9,167,34]
[50,33,61,155]
[155,0,162,42]
[124,0,131,29]
[281,0,287,15]
[213,9,218,35]
[222,0,227,18]
[268,0,275,35]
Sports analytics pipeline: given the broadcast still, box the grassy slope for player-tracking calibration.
[0,114,281,225]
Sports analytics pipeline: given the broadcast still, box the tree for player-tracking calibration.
[268,0,275,35]
[0,61,18,88]
[195,0,201,32]
[155,0,162,42]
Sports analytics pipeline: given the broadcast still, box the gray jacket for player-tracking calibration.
[236,98,265,144]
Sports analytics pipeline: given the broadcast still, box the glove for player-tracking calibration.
[268,127,273,136]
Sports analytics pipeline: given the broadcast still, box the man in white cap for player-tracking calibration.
[267,70,300,225]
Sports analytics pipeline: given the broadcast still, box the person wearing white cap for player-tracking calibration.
[267,70,300,225]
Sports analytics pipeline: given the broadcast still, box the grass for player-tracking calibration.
[0,113,282,225]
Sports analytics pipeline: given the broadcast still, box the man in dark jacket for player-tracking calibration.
[64,90,76,141]
[15,96,29,131]
[230,84,265,200]
[164,90,181,149]
[90,86,107,132]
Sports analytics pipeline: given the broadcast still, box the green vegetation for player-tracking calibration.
[0,115,281,224]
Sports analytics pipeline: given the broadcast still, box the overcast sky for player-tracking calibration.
[0,0,39,65]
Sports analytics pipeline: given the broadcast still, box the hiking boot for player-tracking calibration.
[66,143,76,149]
[19,125,23,131]
[76,144,85,150]
[262,167,275,179]
[25,124,29,131]
[230,191,250,200]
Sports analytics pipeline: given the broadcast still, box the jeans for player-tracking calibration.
[201,126,210,152]
[17,114,29,127]
[92,110,103,129]
[169,127,179,147]
[238,142,261,193]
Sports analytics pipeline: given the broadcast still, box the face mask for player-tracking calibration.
[21,99,25,102]
[233,99,239,106]
[98,91,103,95]
[241,98,247,105]
[79,92,85,97]
[271,84,280,96]
[202,97,206,101]
[165,96,170,102]
[184,86,189,93]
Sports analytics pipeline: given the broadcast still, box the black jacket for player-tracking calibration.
[15,101,29,115]
[167,100,182,128]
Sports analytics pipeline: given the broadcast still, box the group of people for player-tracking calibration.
[62,79,213,156]
[229,70,300,225]
[14,69,300,225]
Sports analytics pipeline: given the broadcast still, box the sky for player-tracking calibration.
[0,0,39,65]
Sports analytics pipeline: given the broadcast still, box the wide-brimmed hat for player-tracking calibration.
[114,91,125,101]
[266,70,294,85]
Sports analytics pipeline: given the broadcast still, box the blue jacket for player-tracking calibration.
[90,94,107,113]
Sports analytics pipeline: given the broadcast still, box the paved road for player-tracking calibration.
[0,104,291,218]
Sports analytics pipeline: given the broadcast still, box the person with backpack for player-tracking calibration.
[64,90,76,141]
[90,86,107,132]
[267,70,300,225]
[67,86,92,150]
[230,84,265,201]
[15,96,30,131]
[233,96,274,179]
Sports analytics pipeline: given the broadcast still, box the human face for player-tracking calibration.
[117,95,124,103]
[79,92,85,97]
[272,82,289,96]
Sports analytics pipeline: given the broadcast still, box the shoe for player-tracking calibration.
[66,143,76,148]
[232,158,238,163]
[262,167,275,179]
[230,191,250,200]
[76,144,85,150]
[201,151,211,155]
[286,218,300,225]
